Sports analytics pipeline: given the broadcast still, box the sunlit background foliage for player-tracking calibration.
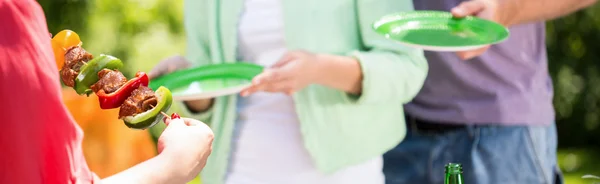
[38,0,600,183]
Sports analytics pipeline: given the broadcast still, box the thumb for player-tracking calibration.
[451,1,485,17]
[147,66,164,80]
[272,53,296,68]
[148,55,189,80]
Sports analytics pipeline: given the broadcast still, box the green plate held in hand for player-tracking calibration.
[149,63,263,101]
[373,11,510,52]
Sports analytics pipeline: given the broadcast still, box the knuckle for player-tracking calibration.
[293,51,305,56]
[266,86,279,92]
[294,49,306,53]
[206,131,215,139]
[284,52,295,57]
[202,128,215,139]
[287,51,302,58]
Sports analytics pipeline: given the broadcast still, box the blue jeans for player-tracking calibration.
[383,117,564,184]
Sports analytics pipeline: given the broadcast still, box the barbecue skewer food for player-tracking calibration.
[52,30,173,130]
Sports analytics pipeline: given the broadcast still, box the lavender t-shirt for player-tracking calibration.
[404,0,555,125]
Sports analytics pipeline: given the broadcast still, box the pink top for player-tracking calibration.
[0,0,100,183]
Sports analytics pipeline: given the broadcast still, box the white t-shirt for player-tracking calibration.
[225,0,385,183]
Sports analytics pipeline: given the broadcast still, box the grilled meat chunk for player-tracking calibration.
[59,68,79,87]
[59,46,93,87]
[64,46,93,69]
[119,86,158,118]
[90,69,127,94]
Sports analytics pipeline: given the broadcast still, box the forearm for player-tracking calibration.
[315,54,363,95]
[498,0,597,26]
[101,154,187,184]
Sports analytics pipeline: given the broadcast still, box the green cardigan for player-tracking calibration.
[176,0,428,183]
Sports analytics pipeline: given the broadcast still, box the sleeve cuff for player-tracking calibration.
[341,50,384,105]
[341,49,428,105]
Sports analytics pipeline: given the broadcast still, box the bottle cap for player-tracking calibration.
[445,163,463,174]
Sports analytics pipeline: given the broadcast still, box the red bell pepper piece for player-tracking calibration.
[96,71,149,109]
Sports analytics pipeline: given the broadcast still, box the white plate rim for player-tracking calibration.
[387,35,492,52]
[171,83,251,101]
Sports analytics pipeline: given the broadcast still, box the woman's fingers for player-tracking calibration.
[272,54,296,68]
[241,84,267,96]
[252,68,290,85]
[241,67,292,96]
[240,56,302,96]
[240,79,293,96]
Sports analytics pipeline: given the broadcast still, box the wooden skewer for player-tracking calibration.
[150,104,171,120]
[160,111,170,118]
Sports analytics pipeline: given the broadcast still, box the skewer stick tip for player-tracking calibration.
[160,111,170,118]
[150,104,171,122]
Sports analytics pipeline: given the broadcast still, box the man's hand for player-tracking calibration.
[157,117,214,183]
[102,117,214,184]
[451,0,501,60]
[450,0,597,60]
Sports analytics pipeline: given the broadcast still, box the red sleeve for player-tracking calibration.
[0,0,100,183]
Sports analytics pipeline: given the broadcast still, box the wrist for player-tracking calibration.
[313,54,363,94]
[313,54,334,85]
[492,0,519,27]
[156,152,188,183]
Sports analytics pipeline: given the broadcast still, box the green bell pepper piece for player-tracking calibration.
[73,54,124,96]
[122,86,173,130]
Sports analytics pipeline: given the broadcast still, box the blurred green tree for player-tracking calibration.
[39,0,186,78]
[547,3,600,149]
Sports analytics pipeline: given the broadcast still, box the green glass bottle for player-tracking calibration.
[444,163,464,184]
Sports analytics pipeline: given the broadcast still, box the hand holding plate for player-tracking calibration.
[451,0,502,60]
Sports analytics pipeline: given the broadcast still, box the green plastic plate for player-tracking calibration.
[149,63,263,101]
[373,11,510,51]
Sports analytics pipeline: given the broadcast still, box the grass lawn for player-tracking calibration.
[558,148,600,184]
[187,176,201,184]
